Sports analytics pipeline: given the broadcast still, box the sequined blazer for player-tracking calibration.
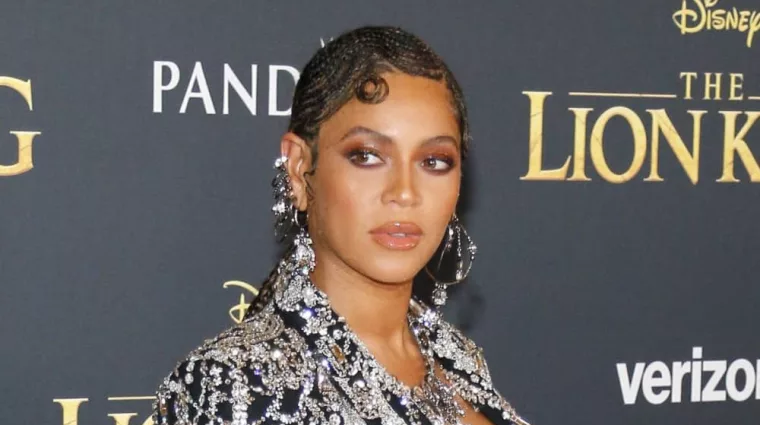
[152,274,528,425]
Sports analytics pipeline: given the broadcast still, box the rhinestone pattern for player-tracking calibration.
[153,267,527,425]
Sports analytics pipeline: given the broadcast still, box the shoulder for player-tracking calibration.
[429,313,493,384]
[427,310,528,424]
[151,308,315,425]
[409,300,492,381]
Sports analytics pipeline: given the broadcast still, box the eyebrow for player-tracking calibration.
[338,125,459,148]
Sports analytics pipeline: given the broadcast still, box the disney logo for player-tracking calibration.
[673,0,760,47]
[222,280,260,324]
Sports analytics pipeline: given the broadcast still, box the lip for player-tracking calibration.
[369,222,423,251]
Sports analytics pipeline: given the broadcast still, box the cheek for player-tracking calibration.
[421,170,460,209]
[418,171,461,240]
[312,161,381,235]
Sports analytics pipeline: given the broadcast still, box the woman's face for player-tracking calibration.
[296,72,461,284]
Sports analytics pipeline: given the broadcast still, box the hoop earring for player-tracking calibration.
[425,214,477,307]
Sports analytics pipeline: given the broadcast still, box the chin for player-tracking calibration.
[359,256,426,285]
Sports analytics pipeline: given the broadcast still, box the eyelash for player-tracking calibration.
[346,149,455,173]
[422,155,455,172]
[347,149,384,166]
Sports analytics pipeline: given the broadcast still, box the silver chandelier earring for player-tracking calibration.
[425,214,477,307]
[271,155,316,275]
[248,155,316,314]
[272,155,301,241]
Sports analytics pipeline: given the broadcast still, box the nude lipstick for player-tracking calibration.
[369,222,423,250]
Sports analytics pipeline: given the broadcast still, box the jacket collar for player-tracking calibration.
[266,270,521,425]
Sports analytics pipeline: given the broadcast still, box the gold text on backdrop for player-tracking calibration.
[0,76,41,177]
[673,0,760,48]
[521,71,760,184]
[54,398,153,425]
[222,280,259,324]
[52,282,262,425]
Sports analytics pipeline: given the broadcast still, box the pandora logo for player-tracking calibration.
[152,61,299,116]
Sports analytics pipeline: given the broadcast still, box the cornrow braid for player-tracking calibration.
[245,26,469,319]
[290,25,470,165]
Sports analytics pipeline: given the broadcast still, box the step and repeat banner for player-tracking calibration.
[1,1,758,424]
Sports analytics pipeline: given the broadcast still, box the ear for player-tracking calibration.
[279,132,313,211]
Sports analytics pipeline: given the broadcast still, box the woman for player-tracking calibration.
[152,26,530,425]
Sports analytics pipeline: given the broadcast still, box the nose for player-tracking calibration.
[381,163,420,207]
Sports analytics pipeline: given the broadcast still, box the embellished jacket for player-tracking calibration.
[152,274,528,425]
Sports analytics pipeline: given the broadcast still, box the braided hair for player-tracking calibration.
[244,25,470,318]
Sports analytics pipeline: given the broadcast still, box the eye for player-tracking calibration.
[347,149,384,166]
[421,156,454,172]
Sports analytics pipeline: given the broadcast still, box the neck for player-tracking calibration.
[310,247,413,346]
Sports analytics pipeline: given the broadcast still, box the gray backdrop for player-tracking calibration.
[1,1,759,424]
